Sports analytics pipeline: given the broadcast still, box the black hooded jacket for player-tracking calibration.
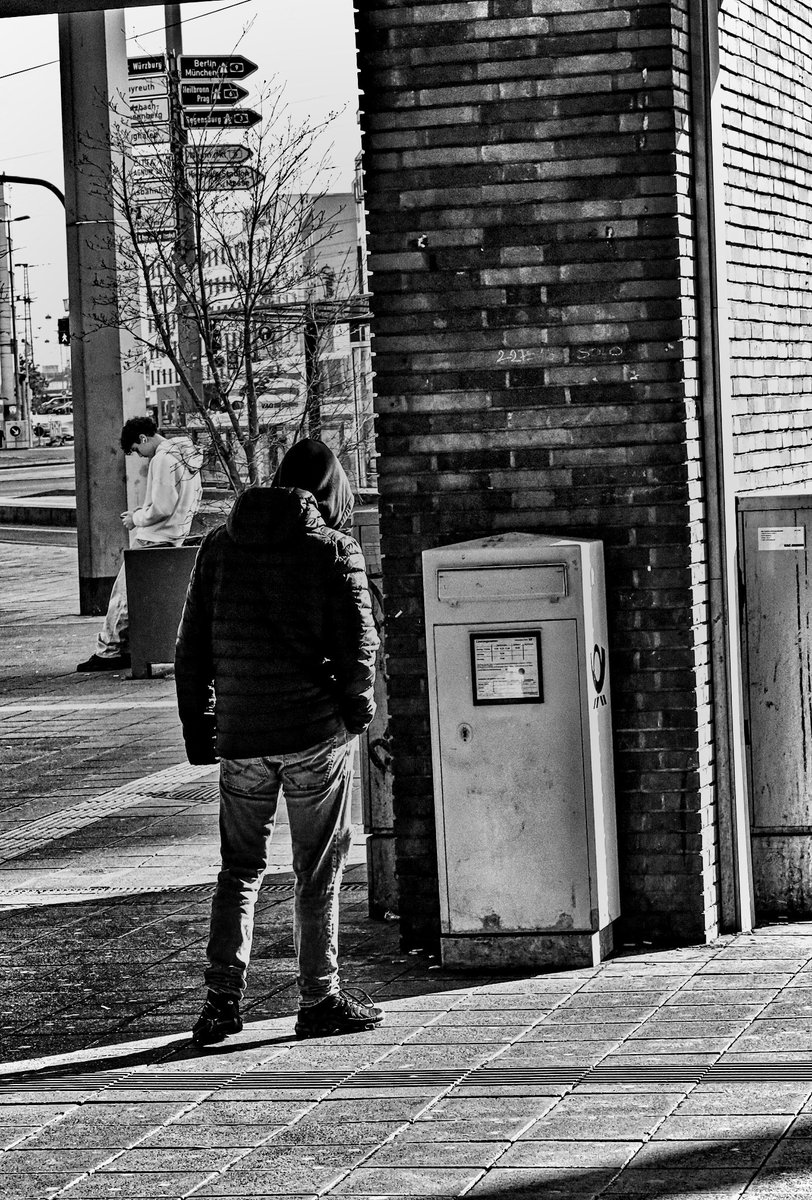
[174,449,378,761]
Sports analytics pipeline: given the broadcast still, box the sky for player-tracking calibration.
[0,1,362,367]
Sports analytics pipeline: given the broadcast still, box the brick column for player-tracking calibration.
[356,0,719,948]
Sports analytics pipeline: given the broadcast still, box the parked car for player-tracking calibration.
[38,396,73,415]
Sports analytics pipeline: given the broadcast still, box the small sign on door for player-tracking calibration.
[470,630,543,704]
[757,526,806,551]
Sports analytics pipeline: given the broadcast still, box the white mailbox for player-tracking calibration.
[422,532,620,969]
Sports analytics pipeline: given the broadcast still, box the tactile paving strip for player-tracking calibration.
[0,762,218,863]
[4,1061,812,1094]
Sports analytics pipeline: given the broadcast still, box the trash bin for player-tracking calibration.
[124,545,199,679]
[422,532,620,969]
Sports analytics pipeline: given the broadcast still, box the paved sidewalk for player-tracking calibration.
[4,543,812,1199]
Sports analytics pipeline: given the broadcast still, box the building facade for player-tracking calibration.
[6,0,812,950]
[354,0,812,949]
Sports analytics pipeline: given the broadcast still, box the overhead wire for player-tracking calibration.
[0,0,255,82]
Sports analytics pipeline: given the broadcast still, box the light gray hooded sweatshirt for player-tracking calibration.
[132,437,204,544]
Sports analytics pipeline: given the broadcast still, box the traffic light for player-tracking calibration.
[57,318,70,346]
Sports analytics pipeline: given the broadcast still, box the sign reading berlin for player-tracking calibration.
[178,55,258,80]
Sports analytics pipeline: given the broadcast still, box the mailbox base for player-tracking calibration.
[440,922,617,971]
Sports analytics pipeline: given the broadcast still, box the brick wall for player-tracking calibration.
[355,0,719,948]
[720,0,812,492]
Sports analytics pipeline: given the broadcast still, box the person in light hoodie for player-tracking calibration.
[76,416,204,673]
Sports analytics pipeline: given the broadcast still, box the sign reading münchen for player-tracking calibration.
[178,55,258,80]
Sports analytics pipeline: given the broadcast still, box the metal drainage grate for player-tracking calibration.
[6,1061,812,1095]
[0,880,368,900]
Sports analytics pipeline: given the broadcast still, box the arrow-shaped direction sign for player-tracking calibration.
[186,143,252,166]
[179,55,258,80]
[130,179,172,203]
[132,125,171,146]
[129,96,170,125]
[128,55,167,76]
[195,166,263,191]
[180,82,249,108]
[182,109,261,130]
[129,153,171,181]
[129,77,168,101]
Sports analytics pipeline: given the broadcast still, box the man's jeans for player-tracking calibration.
[95,538,177,658]
[205,727,356,1006]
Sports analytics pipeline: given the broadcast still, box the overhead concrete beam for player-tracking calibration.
[2,1,195,15]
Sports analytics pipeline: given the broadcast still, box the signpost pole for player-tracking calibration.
[165,3,203,423]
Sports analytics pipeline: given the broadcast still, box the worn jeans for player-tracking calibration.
[95,538,177,658]
[205,727,356,1005]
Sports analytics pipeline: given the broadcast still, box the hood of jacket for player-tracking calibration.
[162,436,204,476]
[271,438,353,530]
[225,486,322,548]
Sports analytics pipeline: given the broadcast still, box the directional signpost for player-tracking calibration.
[131,178,171,202]
[131,153,171,181]
[124,51,263,237]
[182,109,261,130]
[186,143,253,166]
[130,96,170,125]
[128,55,167,76]
[180,82,249,108]
[132,125,171,146]
[195,166,262,191]
[129,77,168,101]
[178,55,258,80]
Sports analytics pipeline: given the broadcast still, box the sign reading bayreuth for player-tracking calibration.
[178,56,258,80]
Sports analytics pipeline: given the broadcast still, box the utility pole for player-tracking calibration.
[0,185,31,449]
[165,3,203,421]
[0,185,14,446]
[303,301,323,440]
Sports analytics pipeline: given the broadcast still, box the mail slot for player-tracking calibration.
[422,532,620,969]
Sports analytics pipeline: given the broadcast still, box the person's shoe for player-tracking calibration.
[191,992,243,1047]
[295,988,384,1040]
[76,653,131,673]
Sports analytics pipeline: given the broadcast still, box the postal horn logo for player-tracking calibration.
[591,644,607,708]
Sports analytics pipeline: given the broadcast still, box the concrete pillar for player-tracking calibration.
[58,9,146,614]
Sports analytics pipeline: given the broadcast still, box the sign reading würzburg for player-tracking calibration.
[128,55,167,76]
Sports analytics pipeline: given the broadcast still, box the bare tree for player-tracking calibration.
[86,79,364,491]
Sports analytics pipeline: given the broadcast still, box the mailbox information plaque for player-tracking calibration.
[470,630,543,705]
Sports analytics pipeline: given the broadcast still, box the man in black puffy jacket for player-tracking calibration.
[175,439,382,1044]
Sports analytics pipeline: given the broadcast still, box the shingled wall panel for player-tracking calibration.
[355,0,719,947]
[720,1,812,490]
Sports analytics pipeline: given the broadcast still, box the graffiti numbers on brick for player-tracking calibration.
[496,348,542,364]
[573,344,627,363]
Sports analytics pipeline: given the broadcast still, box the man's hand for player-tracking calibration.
[121,510,136,531]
